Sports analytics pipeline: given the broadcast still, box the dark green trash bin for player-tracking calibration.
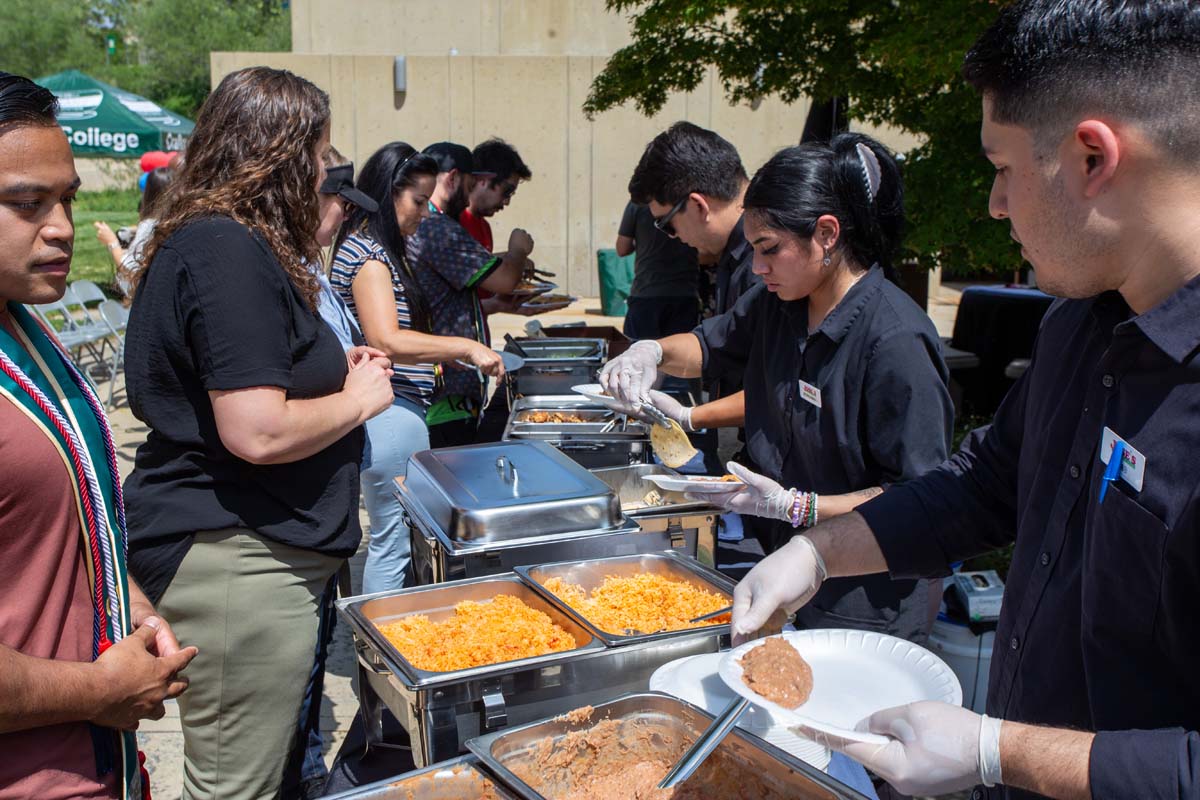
[596,248,635,317]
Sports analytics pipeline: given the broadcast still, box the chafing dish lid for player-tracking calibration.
[402,440,624,542]
[505,337,604,360]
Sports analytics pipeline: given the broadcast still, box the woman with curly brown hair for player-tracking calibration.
[121,67,393,799]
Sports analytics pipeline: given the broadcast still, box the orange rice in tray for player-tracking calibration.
[543,573,731,635]
[377,594,577,672]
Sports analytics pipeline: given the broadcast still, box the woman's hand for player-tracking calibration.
[346,345,391,373]
[93,220,120,248]
[343,359,393,422]
[462,340,506,378]
[694,461,796,522]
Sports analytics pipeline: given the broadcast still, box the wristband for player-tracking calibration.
[107,242,121,251]
[979,714,1004,788]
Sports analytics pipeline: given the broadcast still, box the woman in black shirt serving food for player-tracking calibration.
[601,133,952,642]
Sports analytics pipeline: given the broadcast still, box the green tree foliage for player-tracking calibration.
[0,0,289,119]
[585,0,1021,276]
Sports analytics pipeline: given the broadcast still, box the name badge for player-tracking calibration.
[798,380,822,408]
[1099,427,1145,492]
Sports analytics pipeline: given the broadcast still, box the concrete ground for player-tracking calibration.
[93,288,965,798]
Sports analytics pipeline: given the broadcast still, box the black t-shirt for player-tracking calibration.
[619,202,700,299]
[123,216,363,602]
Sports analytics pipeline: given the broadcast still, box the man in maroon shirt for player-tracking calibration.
[0,72,196,800]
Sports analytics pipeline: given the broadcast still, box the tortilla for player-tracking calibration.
[650,419,698,468]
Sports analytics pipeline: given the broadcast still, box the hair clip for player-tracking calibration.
[855,142,882,203]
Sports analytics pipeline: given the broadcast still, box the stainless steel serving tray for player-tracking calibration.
[400,440,624,545]
[466,692,868,800]
[338,574,605,690]
[590,463,714,515]
[324,755,517,799]
[505,337,605,362]
[514,551,735,647]
[504,397,649,441]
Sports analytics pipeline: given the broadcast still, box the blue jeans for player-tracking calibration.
[361,396,428,595]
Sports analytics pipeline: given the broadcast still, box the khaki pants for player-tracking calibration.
[158,529,341,800]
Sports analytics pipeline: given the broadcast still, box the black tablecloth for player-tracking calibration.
[950,286,1054,414]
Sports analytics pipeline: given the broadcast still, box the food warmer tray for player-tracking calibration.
[502,337,606,397]
[397,441,695,585]
[590,463,719,566]
[466,692,870,800]
[502,396,651,469]
[323,755,517,799]
[515,551,735,647]
[338,574,723,768]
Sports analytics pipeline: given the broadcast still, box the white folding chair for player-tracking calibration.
[97,300,130,407]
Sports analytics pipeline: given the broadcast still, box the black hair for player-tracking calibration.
[628,121,747,206]
[743,133,904,276]
[473,137,531,183]
[139,167,173,218]
[0,72,58,130]
[963,0,1200,162]
[335,141,440,332]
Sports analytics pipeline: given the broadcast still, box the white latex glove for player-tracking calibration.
[691,461,792,520]
[647,389,691,427]
[597,340,662,405]
[831,702,1003,797]
[730,534,827,644]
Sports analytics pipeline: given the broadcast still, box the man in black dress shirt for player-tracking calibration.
[731,2,1200,798]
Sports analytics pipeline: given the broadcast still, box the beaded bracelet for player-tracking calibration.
[808,493,819,528]
[788,490,803,528]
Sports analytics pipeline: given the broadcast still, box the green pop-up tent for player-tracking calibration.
[34,70,194,158]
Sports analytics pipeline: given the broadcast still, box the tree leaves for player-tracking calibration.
[586,0,1023,276]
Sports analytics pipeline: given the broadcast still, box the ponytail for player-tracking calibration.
[743,133,905,279]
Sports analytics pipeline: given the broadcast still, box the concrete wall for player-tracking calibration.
[291,0,636,57]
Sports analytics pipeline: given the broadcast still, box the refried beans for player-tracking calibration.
[739,637,813,708]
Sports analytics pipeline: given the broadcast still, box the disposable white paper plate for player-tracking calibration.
[650,653,831,770]
[643,474,745,494]
[571,383,628,410]
[720,630,962,746]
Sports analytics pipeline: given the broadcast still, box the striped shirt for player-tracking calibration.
[330,231,437,406]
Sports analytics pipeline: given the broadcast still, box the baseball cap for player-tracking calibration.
[319,163,379,213]
[422,141,496,177]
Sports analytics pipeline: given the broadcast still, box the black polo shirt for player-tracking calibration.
[697,266,953,637]
[706,215,763,400]
[858,278,1200,799]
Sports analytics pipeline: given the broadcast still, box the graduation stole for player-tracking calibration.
[0,302,140,799]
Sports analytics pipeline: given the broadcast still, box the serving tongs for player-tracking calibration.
[657,696,751,789]
[639,401,674,430]
[689,605,733,624]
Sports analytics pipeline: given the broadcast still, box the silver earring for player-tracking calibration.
[822,248,831,266]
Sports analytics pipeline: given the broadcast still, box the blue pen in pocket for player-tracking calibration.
[1099,439,1125,503]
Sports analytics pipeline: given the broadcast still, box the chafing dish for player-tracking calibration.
[466,692,868,800]
[502,396,650,469]
[340,574,723,768]
[399,441,689,585]
[591,463,719,566]
[503,337,606,396]
[324,755,517,799]
[515,551,735,646]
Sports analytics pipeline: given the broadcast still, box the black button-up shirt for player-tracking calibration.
[698,266,954,637]
[708,215,762,400]
[859,278,1200,799]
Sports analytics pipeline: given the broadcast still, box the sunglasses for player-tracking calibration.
[654,195,689,237]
